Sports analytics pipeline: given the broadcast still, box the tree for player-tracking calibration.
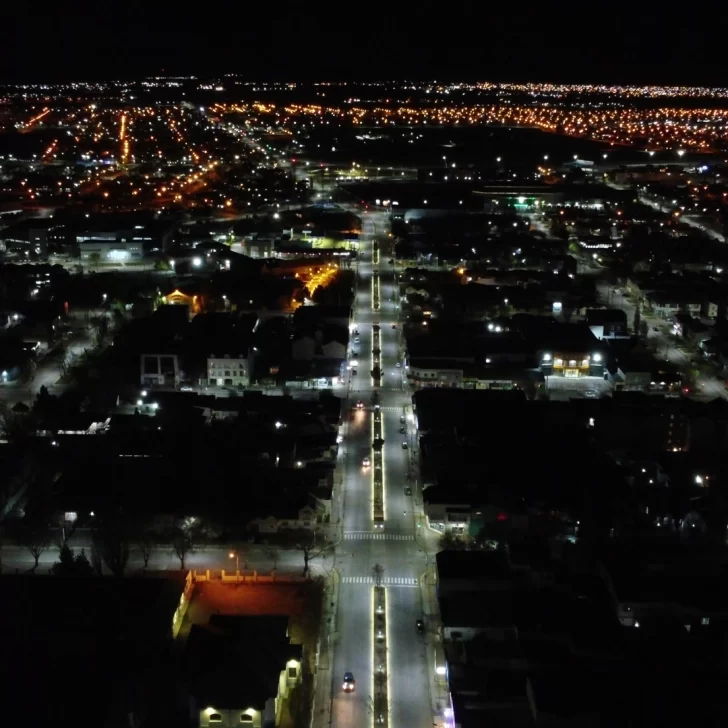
[172,529,194,569]
[138,531,155,568]
[296,530,329,577]
[52,544,94,576]
[59,351,76,378]
[372,563,385,587]
[0,405,32,446]
[16,521,51,568]
[92,519,131,577]
[153,258,170,272]
[439,530,468,551]
[93,316,109,348]
[265,545,278,570]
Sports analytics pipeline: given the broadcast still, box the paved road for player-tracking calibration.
[596,281,727,401]
[327,209,435,728]
[0,325,95,407]
[0,539,335,576]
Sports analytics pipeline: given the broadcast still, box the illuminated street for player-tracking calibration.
[323,207,434,728]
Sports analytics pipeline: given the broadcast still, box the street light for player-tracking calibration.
[229,551,240,581]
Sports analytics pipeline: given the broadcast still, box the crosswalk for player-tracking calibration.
[342,576,418,586]
[344,532,414,541]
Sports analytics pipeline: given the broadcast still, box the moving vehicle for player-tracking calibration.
[404,486,412,496]
[400,415,406,423]
[356,400,364,409]
[416,619,425,634]
[351,368,357,375]
[402,441,408,449]
[583,390,598,399]
[391,323,397,329]
[399,425,406,434]
[343,672,356,692]
[362,456,371,468]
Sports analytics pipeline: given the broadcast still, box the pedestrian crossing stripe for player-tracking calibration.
[344,532,414,541]
[341,576,418,586]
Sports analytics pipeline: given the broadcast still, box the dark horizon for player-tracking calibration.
[1,2,726,86]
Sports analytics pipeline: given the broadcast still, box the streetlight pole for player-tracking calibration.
[229,551,239,582]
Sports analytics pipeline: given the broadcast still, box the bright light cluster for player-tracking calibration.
[219,101,728,152]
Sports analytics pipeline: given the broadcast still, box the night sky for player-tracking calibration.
[1,2,726,84]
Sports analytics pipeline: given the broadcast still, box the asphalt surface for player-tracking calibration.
[329,210,433,728]
[0,540,328,575]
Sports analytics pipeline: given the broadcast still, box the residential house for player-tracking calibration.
[291,326,348,361]
[186,615,303,728]
[586,308,629,340]
[251,504,318,534]
[644,291,702,319]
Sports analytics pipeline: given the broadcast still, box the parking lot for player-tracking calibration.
[546,375,613,400]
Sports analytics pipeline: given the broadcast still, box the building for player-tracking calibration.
[208,353,249,388]
[643,291,704,319]
[535,324,606,378]
[185,615,303,728]
[79,238,144,263]
[586,308,630,340]
[141,353,180,387]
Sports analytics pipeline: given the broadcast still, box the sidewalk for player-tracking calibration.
[311,567,340,728]
[419,563,448,728]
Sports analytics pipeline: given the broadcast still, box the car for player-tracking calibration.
[399,426,406,434]
[583,389,598,398]
[416,619,425,634]
[351,368,358,375]
[356,400,364,409]
[180,385,194,392]
[391,323,397,329]
[402,441,408,449]
[400,415,406,423]
[374,403,381,410]
[404,486,412,496]
[352,350,359,357]
[395,362,401,368]
[652,326,660,332]
[343,672,355,692]
[362,457,371,468]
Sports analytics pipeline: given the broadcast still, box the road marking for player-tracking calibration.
[341,576,418,586]
[344,532,414,541]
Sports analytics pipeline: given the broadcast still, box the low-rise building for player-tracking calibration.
[79,238,144,263]
[208,353,249,388]
[186,615,303,728]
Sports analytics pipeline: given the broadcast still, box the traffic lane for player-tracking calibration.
[342,409,374,533]
[331,584,372,728]
[388,584,433,728]
[383,409,414,532]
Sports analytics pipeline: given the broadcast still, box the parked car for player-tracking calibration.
[404,487,412,496]
[401,441,408,449]
[416,619,425,634]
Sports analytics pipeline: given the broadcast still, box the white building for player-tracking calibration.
[207,353,249,387]
[79,239,144,263]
